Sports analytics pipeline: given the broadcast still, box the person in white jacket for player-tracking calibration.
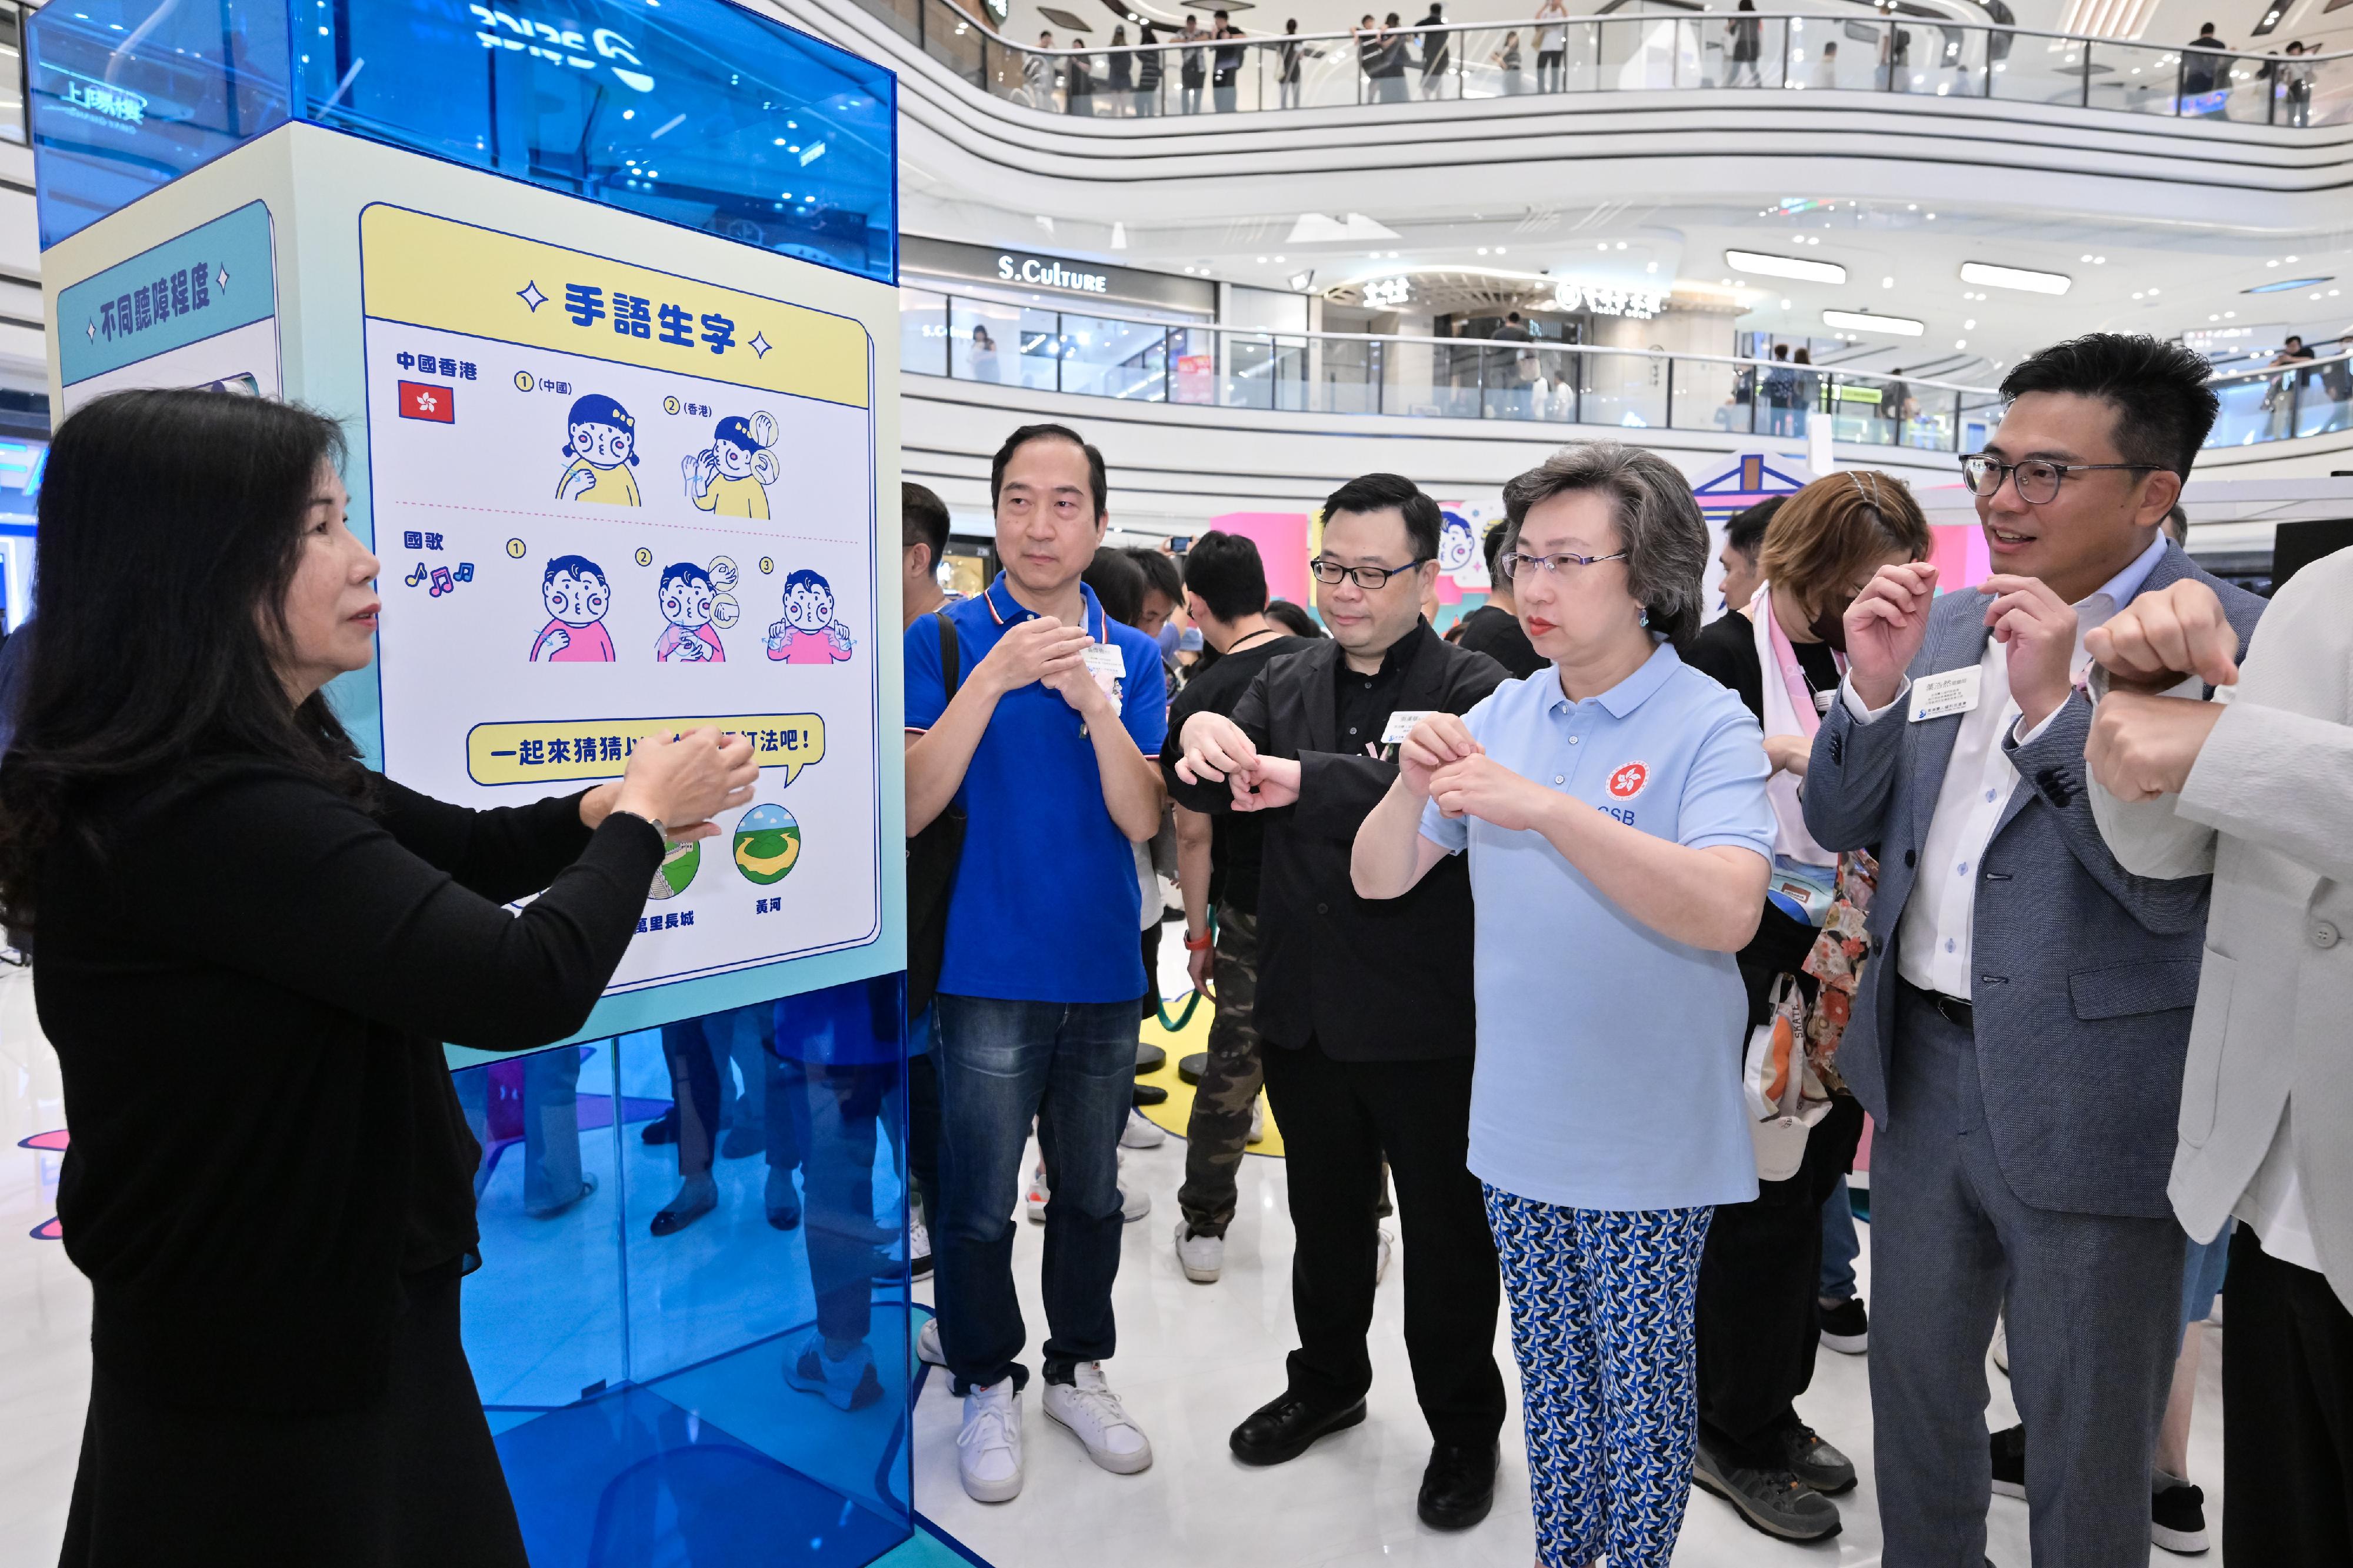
[2084,547,2353,1566]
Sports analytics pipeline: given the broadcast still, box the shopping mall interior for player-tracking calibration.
[1,0,2347,1562]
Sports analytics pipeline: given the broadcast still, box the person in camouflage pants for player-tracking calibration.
[1179,906,1262,1238]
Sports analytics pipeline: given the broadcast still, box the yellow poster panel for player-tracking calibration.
[359,204,869,409]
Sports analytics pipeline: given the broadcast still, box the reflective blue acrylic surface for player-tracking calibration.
[27,0,898,283]
[453,975,915,1568]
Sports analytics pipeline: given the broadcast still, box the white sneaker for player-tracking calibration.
[1041,1362,1154,1474]
[1117,1149,1150,1221]
[1248,1097,1266,1145]
[1025,1156,1049,1223]
[909,1219,932,1279]
[958,1382,1025,1502]
[1121,1109,1166,1149]
[1992,1314,2009,1376]
[917,1316,946,1367]
[783,1328,884,1412]
[1376,1226,1394,1285]
[1175,1220,1224,1283]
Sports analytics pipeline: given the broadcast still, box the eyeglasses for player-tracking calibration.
[1497,549,1629,581]
[1959,453,2168,506]
[1309,557,1428,590]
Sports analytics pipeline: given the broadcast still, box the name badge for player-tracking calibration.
[1381,709,1436,746]
[1081,642,1125,697]
[1909,666,1982,723]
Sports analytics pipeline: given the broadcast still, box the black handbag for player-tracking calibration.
[906,612,966,1017]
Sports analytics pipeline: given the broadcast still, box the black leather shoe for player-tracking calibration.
[1229,1391,1367,1465]
[1417,1441,1499,1530]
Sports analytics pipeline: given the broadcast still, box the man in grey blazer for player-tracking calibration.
[1802,333,2266,1567]
[2085,553,2353,1564]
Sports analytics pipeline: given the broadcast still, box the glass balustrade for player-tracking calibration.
[859,0,2353,126]
[895,288,2001,452]
[2205,353,2353,446]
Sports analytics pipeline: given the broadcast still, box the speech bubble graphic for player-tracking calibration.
[468,713,826,786]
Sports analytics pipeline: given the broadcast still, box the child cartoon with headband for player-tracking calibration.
[556,393,642,506]
[683,413,779,519]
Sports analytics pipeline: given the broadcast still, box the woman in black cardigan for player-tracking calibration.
[0,389,756,1566]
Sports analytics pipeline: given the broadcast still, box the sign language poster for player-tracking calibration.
[359,205,881,994]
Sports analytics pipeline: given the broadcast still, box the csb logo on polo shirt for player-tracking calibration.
[1607,761,1649,800]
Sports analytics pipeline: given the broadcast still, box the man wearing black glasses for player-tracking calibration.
[1802,335,2265,1566]
[1170,472,1511,1530]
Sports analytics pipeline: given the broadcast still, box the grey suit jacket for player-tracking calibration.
[1801,543,2265,1219]
[2091,546,2353,1311]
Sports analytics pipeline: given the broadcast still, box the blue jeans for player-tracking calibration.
[1819,1175,1861,1302]
[933,993,1136,1395]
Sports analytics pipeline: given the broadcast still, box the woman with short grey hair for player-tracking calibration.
[1352,440,1774,1567]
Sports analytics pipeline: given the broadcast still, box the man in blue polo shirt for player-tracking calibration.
[904,422,1168,1504]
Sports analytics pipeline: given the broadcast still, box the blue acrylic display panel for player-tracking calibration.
[26,0,897,284]
[453,974,914,1567]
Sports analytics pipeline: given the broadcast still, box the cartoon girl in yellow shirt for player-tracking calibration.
[555,393,642,506]
[683,412,778,519]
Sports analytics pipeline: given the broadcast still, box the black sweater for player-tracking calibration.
[35,760,662,1414]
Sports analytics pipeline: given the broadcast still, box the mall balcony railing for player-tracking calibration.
[901,286,2005,451]
[2205,350,2353,446]
[855,0,2351,126]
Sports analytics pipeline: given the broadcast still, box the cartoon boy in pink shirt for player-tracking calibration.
[654,562,726,662]
[765,568,855,664]
[529,554,616,661]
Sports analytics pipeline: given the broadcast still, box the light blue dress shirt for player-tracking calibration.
[1421,643,1776,1212]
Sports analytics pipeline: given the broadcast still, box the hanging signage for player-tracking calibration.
[996,254,1109,295]
[901,235,1215,315]
[1550,280,1664,320]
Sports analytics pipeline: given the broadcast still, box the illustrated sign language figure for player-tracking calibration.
[655,562,726,662]
[766,568,856,664]
[530,554,616,661]
[556,393,642,506]
[683,413,779,519]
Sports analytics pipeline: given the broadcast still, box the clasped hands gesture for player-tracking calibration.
[2082,579,2238,802]
[986,615,1116,719]
[1401,714,1553,830]
[1174,713,1301,810]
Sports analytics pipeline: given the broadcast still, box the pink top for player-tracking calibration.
[768,627,852,664]
[532,618,616,662]
[655,623,726,662]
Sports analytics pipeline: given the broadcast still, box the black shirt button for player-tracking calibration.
[1317,901,1329,915]
[1904,850,1917,868]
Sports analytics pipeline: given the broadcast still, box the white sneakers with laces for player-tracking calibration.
[1041,1361,1155,1474]
[1120,1108,1166,1148]
[958,1381,1025,1502]
[1248,1097,1266,1145]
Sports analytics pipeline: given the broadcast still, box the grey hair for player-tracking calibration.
[1499,442,1710,648]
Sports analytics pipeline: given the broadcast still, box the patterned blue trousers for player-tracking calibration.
[1484,1186,1715,1568]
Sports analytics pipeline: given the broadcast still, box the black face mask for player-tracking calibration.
[1808,600,1849,652]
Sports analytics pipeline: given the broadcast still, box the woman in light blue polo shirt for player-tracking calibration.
[1352,442,1774,1568]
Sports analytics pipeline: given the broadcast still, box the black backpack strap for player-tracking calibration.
[936,610,961,703]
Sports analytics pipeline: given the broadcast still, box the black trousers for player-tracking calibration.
[61,1270,526,1568]
[1695,1092,1866,1465]
[1260,1037,1505,1450]
[2224,1225,2353,1563]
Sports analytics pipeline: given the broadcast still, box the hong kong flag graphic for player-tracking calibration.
[398,381,455,423]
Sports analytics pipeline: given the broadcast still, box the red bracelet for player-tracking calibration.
[1183,929,1214,951]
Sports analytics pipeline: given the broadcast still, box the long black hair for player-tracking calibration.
[0,389,369,927]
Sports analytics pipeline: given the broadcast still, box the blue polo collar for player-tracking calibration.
[982,572,1106,643]
[1548,640,1681,718]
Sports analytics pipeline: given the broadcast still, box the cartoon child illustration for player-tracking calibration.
[556,393,642,506]
[655,562,726,662]
[765,568,855,664]
[682,413,779,519]
[1437,510,1477,573]
[530,554,616,661]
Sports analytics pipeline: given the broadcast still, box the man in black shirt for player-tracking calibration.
[1159,533,1313,1284]
[1171,473,1509,1532]
[1450,521,1545,679]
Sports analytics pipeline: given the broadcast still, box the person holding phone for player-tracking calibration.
[5,389,758,1566]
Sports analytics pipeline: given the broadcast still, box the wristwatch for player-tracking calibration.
[611,808,669,845]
